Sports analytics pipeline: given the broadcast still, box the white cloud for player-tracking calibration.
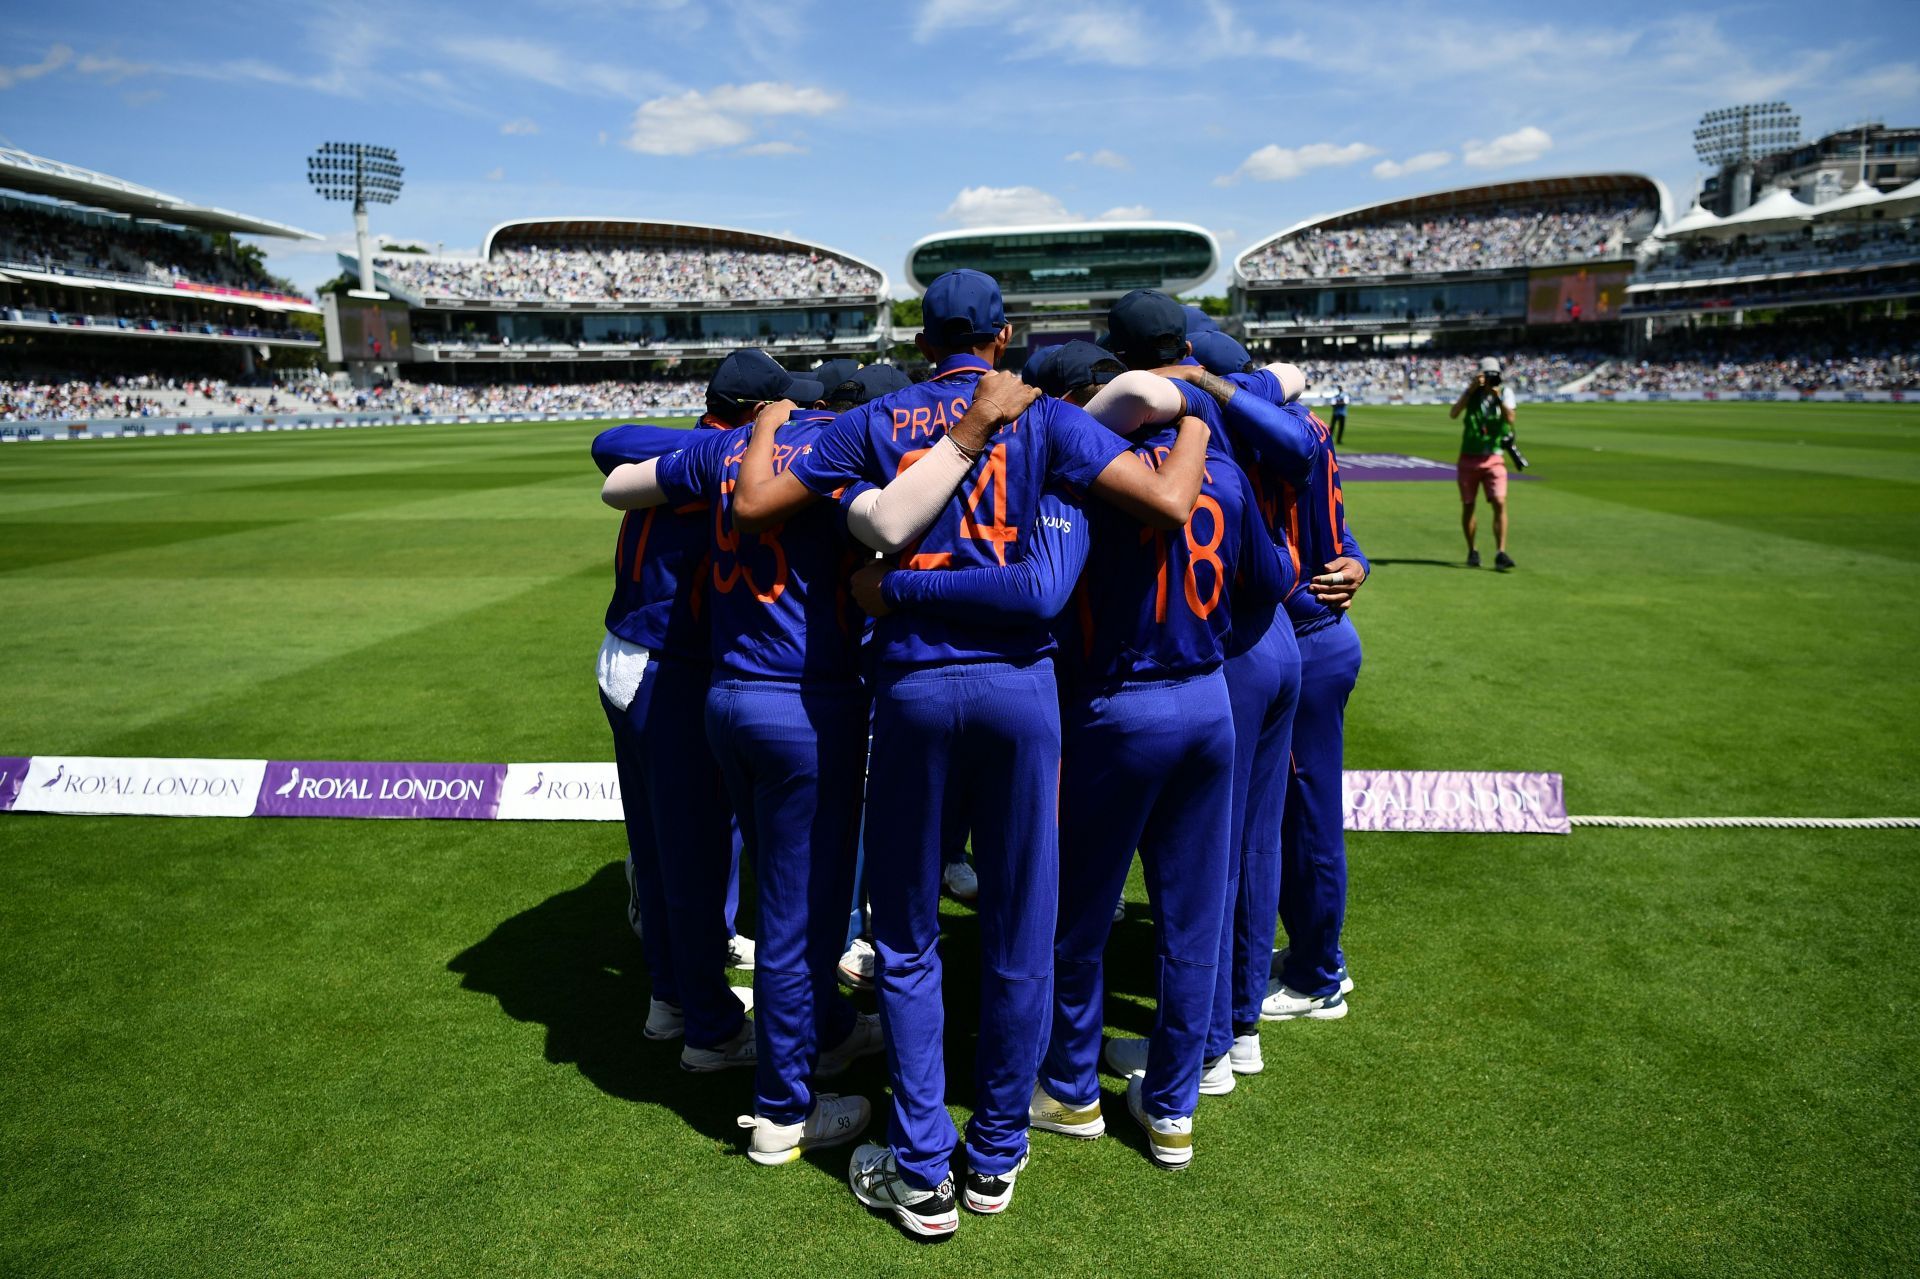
[485,166,505,181]
[917,0,1154,66]
[500,118,540,135]
[1462,125,1552,169]
[1372,150,1453,180]
[438,35,665,100]
[1067,147,1132,171]
[0,44,72,89]
[737,140,807,156]
[1216,141,1379,186]
[1097,204,1153,221]
[1857,62,1920,100]
[625,81,843,155]
[942,185,1073,227]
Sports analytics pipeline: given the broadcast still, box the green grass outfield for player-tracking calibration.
[2,403,1916,1276]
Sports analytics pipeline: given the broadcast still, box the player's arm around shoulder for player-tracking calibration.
[733,398,816,533]
[1077,405,1209,530]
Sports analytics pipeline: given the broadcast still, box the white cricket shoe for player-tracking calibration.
[837,937,875,990]
[1028,1083,1105,1139]
[942,860,979,902]
[1271,946,1354,994]
[737,1093,870,1166]
[963,1152,1027,1215]
[849,1143,959,1239]
[1125,1075,1194,1171]
[1102,1036,1149,1078]
[1112,898,1126,924]
[1228,1033,1264,1075]
[816,1012,885,1078]
[727,934,756,970]
[679,1018,756,1072]
[1101,1037,1234,1095]
[1260,979,1348,1021]
[644,986,752,1040]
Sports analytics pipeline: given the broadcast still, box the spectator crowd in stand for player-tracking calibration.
[0,202,305,297]
[1244,199,1645,279]
[374,244,882,303]
[0,372,706,421]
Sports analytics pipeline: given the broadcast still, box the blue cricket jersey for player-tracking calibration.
[592,419,720,660]
[1219,373,1369,635]
[788,354,1130,668]
[879,488,1090,626]
[655,410,867,683]
[1067,426,1285,690]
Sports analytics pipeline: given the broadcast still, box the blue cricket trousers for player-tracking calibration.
[1210,617,1302,1058]
[706,678,864,1125]
[1043,671,1235,1121]
[1277,620,1362,999]
[864,659,1062,1190]
[603,657,744,1050]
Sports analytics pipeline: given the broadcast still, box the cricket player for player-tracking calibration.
[601,390,884,1164]
[1160,345,1370,1022]
[589,350,823,1075]
[729,269,1209,1237]
[1022,292,1285,1168]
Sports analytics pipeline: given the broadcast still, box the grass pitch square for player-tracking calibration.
[1,404,1917,1276]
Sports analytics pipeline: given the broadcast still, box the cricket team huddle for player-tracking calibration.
[593,270,1369,1239]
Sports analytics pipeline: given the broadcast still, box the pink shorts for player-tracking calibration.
[1457,453,1508,503]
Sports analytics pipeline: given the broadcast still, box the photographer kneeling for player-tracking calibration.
[1450,356,1519,569]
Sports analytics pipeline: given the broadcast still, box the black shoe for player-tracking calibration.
[963,1153,1027,1214]
[1467,549,1482,568]
[849,1143,959,1238]
[1495,551,1515,569]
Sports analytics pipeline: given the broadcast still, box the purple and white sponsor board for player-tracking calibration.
[496,763,623,822]
[0,756,1567,832]
[13,755,268,818]
[254,760,504,820]
[0,757,28,812]
[1343,769,1569,834]
[1338,453,1460,482]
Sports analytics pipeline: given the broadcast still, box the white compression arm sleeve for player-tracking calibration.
[600,459,668,510]
[1081,369,1186,435]
[1260,362,1308,403]
[845,435,978,553]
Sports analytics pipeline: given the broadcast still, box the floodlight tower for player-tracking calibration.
[307,142,404,298]
[1693,103,1799,214]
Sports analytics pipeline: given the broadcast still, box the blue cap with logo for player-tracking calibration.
[1184,305,1220,335]
[1189,330,1253,376]
[708,348,825,407]
[922,269,1008,346]
[1105,288,1190,367]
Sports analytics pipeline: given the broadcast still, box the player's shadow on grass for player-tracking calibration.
[446,861,770,1152]
[449,862,1162,1161]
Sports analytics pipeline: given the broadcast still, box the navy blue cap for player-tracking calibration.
[922,269,1007,346]
[1106,289,1190,367]
[1189,330,1253,376]
[1021,345,1060,387]
[708,349,824,407]
[1030,339,1124,398]
[810,359,862,397]
[843,363,912,405]
[1184,305,1221,334]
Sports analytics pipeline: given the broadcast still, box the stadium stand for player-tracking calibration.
[0,198,308,299]
[1242,195,1650,280]
[376,244,880,303]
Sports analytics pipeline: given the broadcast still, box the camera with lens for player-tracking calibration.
[1500,430,1529,472]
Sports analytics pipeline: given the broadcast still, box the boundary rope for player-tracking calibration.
[1570,815,1920,829]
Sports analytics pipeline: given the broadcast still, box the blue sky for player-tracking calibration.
[3,0,1915,295]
